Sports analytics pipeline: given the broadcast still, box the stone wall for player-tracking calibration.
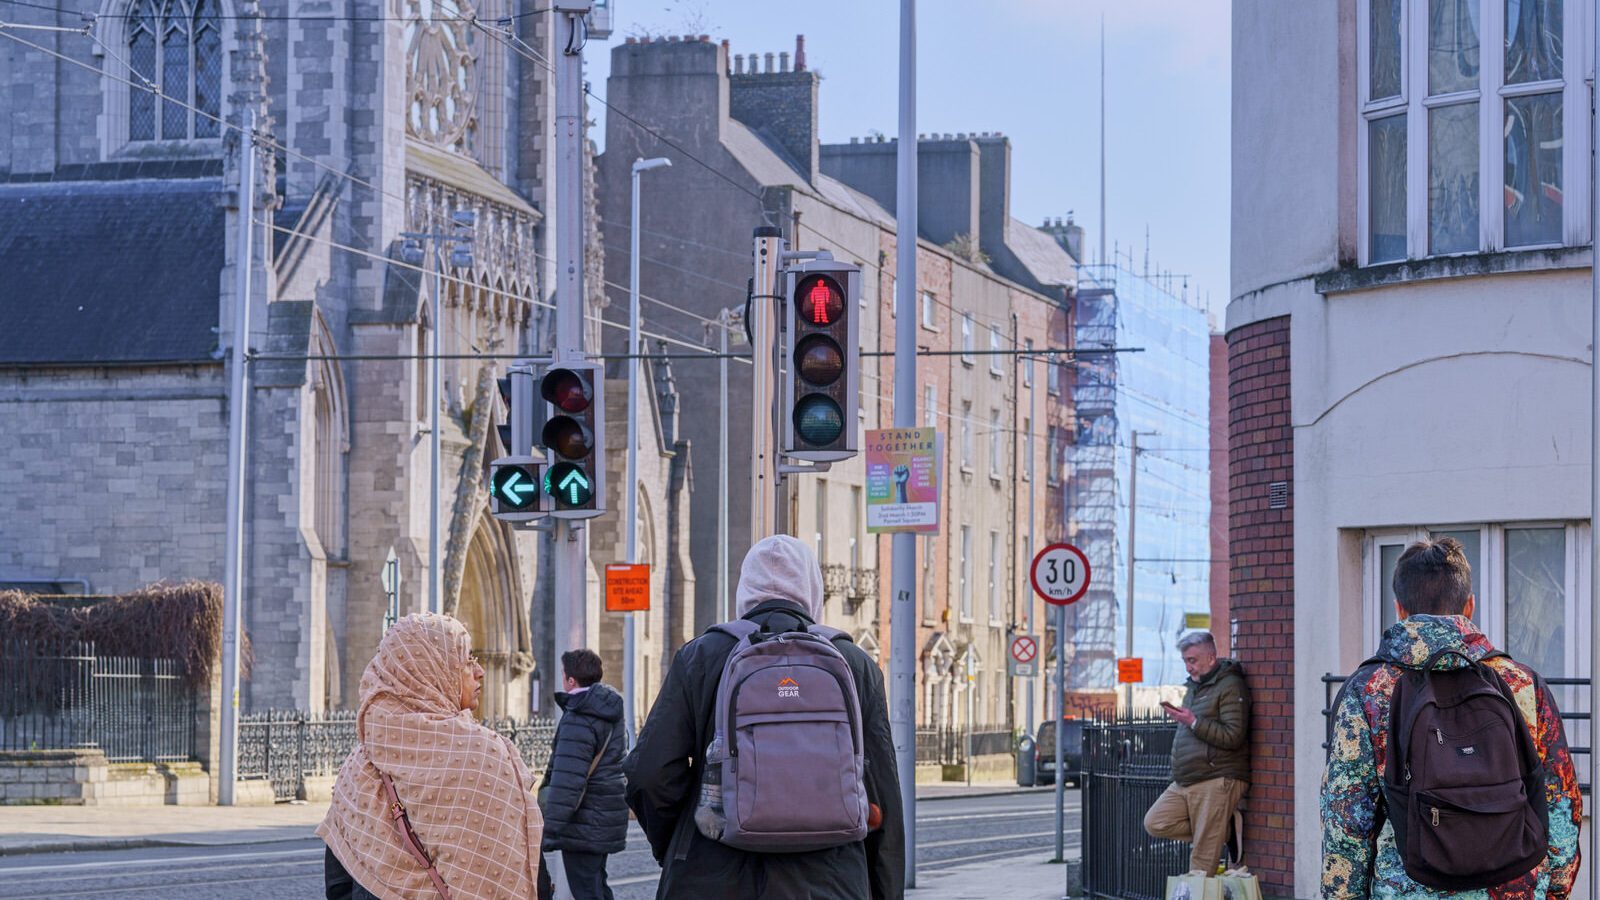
[0,752,211,806]
[1226,315,1294,893]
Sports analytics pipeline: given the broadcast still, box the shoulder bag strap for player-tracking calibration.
[379,772,452,900]
[573,724,614,811]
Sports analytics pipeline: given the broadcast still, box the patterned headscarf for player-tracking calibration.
[317,613,542,899]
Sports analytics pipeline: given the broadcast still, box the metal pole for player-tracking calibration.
[1125,430,1141,713]
[718,309,731,622]
[1054,603,1065,861]
[891,0,920,887]
[750,228,783,543]
[1588,4,1600,891]
[1098,15,1106,268]
[553,1,592,658]
[429,246,442,615]
[219,110,256,806]
[1027,369,1036,738]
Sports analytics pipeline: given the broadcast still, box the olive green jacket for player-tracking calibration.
[1169,659,1250,786]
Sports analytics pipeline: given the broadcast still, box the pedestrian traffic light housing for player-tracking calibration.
[783,258,860,462]
[495,365,536,456]
[538,360,605,518]
[489,456,544,522]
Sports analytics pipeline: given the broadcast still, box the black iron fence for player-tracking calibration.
[239,710,558,801]
[0,638,197,763]
[912,727,1014,765]
[1081,718,1187,900]
[1322,673,1592,793]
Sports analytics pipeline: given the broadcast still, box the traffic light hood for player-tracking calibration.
[735,534,823,620]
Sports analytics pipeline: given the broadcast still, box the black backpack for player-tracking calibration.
[1371,648,1548,890]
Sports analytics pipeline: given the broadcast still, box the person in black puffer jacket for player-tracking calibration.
[539,648,627,900]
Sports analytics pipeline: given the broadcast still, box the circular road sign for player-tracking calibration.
[1010,635,1038,664]
[1031,543,1091,606]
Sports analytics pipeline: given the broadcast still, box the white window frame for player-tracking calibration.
[921,291,938,330]
[1046,425,1061,486]
[1047,357,1061,396]
[960,401,973,471]
[989,326,1004,376]
[988,408,1002,479]
[922,534,937,624]
[959,525,974,622]
[1361,522,1591,680]
[960,313,975,365]
[988,529,1002,624]
[1356,0,1591,266]
[1023,416,1033,481]
[923,384,937,428]
[1023,339,1034,387]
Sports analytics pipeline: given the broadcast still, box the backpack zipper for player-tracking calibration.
[1431,807,1439,827]
[1435,727,1444,745]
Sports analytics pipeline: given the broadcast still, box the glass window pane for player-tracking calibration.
[1380,542,1404,632]
[1504,527,1566,675]
[129,27,156,141]
[1505,0,1563,85]
[1504,93,1564,247]
[1429,0,1481,94]
[1370,114,1408,262]
[161,25,190,138]
[193,0,221,138]
[1430,529,1482,621]
[1371,0,1403,100]
[1429,103,1480,254]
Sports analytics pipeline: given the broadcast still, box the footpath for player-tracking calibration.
[915,852,1073,899]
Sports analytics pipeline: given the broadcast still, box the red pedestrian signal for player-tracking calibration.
[783,260,860,462]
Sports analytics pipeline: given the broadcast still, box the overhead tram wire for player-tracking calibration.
[0,20,742,355]
[0,0,550,22]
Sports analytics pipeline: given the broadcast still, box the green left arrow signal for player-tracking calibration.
[492,466,539,510]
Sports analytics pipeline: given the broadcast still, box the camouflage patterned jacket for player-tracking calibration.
[1320,615,1582,899]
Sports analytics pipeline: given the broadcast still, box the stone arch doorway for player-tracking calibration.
[455,514,532,718]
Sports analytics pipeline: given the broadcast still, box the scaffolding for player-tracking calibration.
[1067,264,1211,691]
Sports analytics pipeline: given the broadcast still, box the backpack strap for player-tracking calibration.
[707,619,761,642]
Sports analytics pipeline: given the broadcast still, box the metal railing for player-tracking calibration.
[1081,718,1188,900]
[911,727,1014,765]
[0,638,197,763]
[239,710,557,801]
[1322,673,1591,793]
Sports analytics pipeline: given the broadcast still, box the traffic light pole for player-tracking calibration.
[218,111,256,806]
[552,0,591,662]
[750,227,784,543]
[890,0,919,887]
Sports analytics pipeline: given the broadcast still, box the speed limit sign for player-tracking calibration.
[1031,543,1091,606]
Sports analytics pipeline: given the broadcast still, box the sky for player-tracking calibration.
[587,0,1233,326]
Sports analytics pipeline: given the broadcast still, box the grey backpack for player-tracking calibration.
[693,618,869,853]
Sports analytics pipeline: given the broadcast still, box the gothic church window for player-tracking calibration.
[127,0,222,141]
[404,0,479,153]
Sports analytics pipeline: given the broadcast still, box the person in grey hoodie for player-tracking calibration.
[539,648,626,900]
[623,535,904,900]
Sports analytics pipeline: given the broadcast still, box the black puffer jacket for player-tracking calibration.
[540,682,627,854]
[623,600,905,900]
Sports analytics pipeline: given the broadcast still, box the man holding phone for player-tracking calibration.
[1142,631,1250,876]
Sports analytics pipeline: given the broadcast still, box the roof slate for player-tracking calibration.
[0,178,227,367]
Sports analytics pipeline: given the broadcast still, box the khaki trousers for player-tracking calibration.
[1142,777,1247,875]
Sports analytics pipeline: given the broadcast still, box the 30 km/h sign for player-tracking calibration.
[1031,543,1091,606]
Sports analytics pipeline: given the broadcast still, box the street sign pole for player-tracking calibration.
[1054,602,1066,863]
[1030,541,1091,866]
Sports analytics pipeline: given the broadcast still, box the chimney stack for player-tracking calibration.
[734,54,744,74]
[764,52,775,73]
[795,35,807,71]
[779,51,790,72]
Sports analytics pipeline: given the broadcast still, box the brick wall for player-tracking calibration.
[1226,315,1294,893]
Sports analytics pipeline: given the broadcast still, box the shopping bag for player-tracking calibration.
[1217,872,1262,900]
[1165,873,1221,900]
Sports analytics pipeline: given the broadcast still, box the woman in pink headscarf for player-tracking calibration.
[319,612,543,899]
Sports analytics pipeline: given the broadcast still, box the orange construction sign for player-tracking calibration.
[1116,657,1144,684]
[605,563,650,612]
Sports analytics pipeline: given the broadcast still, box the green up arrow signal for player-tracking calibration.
[545,462,594,508]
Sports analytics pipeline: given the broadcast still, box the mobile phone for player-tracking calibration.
[1160,700,1178,710]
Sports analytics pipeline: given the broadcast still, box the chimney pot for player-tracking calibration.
[780,51,790,72]
[734,54,744,74]
[764,52,775,73]
[702,34,712,42]
[625,36,636,44]
[795,35,807,71]
[683,34,695,42]
[667,35,679,42]
[850,137,859,144]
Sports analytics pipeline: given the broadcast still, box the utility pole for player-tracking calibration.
[428,239,443,614]
[1588,4,1600,892]
[626,157,670,744]
[218,111,256,806]
[749,227,783,542]
[890,0,920,887]
[552,0,591,658]
[1125,429,1155,713]
[1026,351,1036,738]
[714,306,744,622]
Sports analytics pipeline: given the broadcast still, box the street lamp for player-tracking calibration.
[625,157,670,743]
[401,210,477,615]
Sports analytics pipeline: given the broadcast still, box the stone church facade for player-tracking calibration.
[0,0,688,718]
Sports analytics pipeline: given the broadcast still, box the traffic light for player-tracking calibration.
[783,257,861,461]
[538,360,606,518]
[490,365,543,523]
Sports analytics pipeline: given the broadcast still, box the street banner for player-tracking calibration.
[865,427,941,534]
[604,563,650,612]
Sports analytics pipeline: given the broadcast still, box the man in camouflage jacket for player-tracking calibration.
[1322,538,1581,898]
